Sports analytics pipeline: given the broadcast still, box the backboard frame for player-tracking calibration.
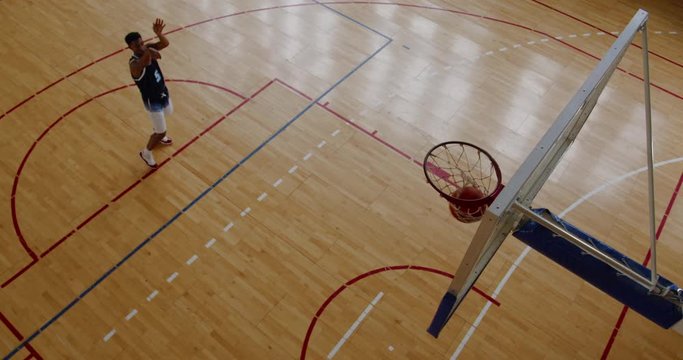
[427,9,651,337]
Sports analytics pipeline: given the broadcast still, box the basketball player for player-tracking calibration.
[125,18,173,168]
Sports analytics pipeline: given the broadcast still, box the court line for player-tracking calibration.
[103,129,338,343]
[3,79,248,288]
[2,2,681,356]
[0,312,42,359]
[273,79,501,307]
[300,265,498,359]
[327,292,384,359]
[452,158,683,358]
[3,19,392,358]
[531,0,683,69]
[1,1,680,125]
[313,0,391,41]
[124,309,138,321]
[601,169,683,359]
[7,1,683,289]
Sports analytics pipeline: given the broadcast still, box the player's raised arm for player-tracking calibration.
[148,18,169,51]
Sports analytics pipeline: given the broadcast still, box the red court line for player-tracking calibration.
[300,265,500,359]
[3,0,683,126]
[249,79,276,99]
[0,260,38,288]
[5,95,36,115]
[275,78,414,162]
[273,79,503,305]
[170,79,247,100]
[601,170,683,359]
[531,0,683,69]
[0,311,42,359]
[3,79,251,288]
[0,3,680,353]
[0,311,24,342]
[36,77,65,96]
[111,179,142,203]
[510,4,683,347]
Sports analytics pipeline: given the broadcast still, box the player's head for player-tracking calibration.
[125,32,144,53]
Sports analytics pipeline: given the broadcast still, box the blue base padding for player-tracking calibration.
[513,208,682,329]
[427,292,457,338]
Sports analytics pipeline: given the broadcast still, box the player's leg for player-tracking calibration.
[139,106,168,168]
[160,98,173,145]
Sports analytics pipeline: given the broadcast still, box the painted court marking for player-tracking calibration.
[186,255,199,265]
[166,272,179,283]
[146,290,159,302]
[327,292,384,359]
[100,126,343,344]
[4,3,682,356]
[103,329,116,342]
[452,157,683,358]
[125,309,138,321]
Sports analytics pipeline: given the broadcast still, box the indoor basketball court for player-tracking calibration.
[1,1,682,359]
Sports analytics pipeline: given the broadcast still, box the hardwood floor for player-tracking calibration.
[1,1,682,358]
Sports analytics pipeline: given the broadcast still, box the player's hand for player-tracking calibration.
[152,18,165,35]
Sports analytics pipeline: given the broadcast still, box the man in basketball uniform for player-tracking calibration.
[125,18,173,168]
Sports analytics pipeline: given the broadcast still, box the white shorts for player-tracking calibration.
[147,98,173,134]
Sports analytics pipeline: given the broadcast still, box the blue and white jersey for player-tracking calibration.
[130,55,169,106]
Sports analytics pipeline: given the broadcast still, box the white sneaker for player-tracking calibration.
[139,150,157,168]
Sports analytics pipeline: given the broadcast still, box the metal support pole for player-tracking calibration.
[512,202,656,291]
[641,23,658,289]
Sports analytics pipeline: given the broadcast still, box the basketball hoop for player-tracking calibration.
[423,141,503,223]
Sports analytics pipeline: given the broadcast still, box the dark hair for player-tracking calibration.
[125,32,141,45]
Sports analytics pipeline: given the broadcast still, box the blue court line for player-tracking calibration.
[4,9,393,360]
[314,0,392,41]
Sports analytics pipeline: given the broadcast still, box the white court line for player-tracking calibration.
[205,238,216,248]
[186,254,199,265]
[451,157,683,358]
[103,329,116,342]
[273,178,283,187]
[223,222,234,232]
[327,292,384,359]
[125,309,138,321]
[146,290,159,302]
[257,192,268,201]
[166,272,179,283]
